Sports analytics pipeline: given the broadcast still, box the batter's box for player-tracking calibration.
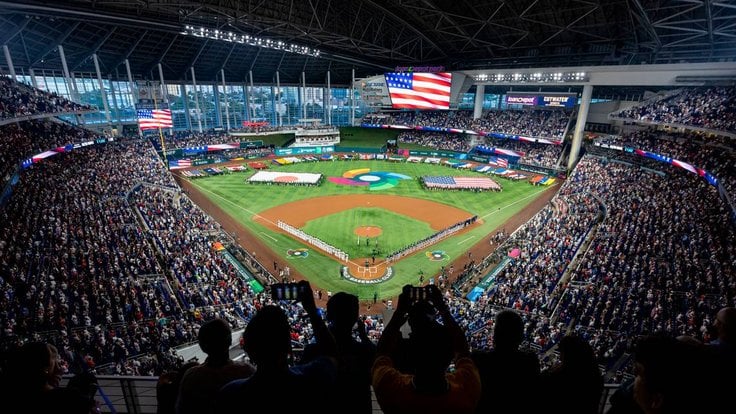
[358,266,378,274]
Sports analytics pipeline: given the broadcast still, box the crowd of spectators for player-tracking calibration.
[594,128,736,199]
[552,156,734,369]
[0,120,99,186]
[612,86,736,134]
[363,108,571,139]
[395,131,563,169]
[0,76,91,120]
[397,131,471,152]
[0,123,376,378]
[442,152,733,380]
[486,138,563,169]
[447,181,602,355]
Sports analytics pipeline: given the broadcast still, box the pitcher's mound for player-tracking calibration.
[354,226,383,237]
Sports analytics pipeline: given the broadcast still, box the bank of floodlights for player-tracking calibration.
[181,25,320,57]
[473,71,588,83]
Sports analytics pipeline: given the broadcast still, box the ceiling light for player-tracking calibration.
[181,25,320,57]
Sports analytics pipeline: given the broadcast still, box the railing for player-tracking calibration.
[0,108,99,126]
[68,375,620,414]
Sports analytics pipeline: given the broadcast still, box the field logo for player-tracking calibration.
[426,250,449,261]
[341,265,395,284]
[287,248,309,259]
[328,169,410,191]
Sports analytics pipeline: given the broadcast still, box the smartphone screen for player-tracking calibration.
[285,283,299,301]
[411,286,427,301]
[272,283,300,301]
[271,283,285,301]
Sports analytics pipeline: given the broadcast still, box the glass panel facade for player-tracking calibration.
[304,86,324,121]
[248,85,274,125]
[216,84,237,129]
[8,69,360,129]
[166,84,189,131]
[330,88,352,126]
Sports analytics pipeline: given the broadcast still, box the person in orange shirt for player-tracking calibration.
[372,284,481,414]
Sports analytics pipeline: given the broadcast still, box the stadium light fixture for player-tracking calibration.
[181,25,321,57]
[473,71,589,83]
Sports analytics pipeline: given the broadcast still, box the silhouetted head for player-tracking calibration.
[715,307,736,344]
[243,305,292,366]
[326,292,359,333]
[558,335,596,368]
[493,310,524,350]
[198,318,232,357]
[410,320,454,376]
[632,334,703,414]
[12,342,63,391]
[407,300,437,334]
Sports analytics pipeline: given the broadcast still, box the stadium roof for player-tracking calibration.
[1,0,735,85]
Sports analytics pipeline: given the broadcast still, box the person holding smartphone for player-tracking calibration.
[372,284,481,414]
[302,292,377,414]
[215,280,337,414]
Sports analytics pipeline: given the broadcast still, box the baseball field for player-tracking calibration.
[182,158,554,301]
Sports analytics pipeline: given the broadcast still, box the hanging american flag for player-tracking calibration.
[137,109,173,130]
[497,158,509,168]
[384,72,452,109]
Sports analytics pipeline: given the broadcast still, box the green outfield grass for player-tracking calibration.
[186,159,552,300]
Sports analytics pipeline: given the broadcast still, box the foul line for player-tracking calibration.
[184,178,275,225]
[480,187,551,220]
[457,236,475,245]
[260,232,278,242]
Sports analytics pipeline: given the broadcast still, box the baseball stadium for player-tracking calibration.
[0,1,734,413]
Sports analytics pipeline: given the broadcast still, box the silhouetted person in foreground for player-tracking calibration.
[302,291,376,414]
[706,307,736,409]
[157,360,198,414]
[0,341,97,414]
[176,318,255,414]
[540,334,604,414]
[216,281,337,414]
[372,284,481,414]
[629,334,713,414]
[471,309,540,414]
[708,306,735,364]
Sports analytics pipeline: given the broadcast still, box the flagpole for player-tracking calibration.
[152,81,169,169]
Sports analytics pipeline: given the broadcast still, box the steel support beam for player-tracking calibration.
[221,68,230,130]
[93,53,112,126]
[72,27,116,71]
[190,66,203,133]
[0,17,29,45]
[3,44,16,79]
[31,21,80,66]
[125,58,142,136]
[110,30,147,72]
[568,84,593,170]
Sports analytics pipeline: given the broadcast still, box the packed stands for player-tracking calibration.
[611,87,736,134]
[0,76,91,120]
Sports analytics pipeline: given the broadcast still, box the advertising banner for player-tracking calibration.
[505,93,576,108]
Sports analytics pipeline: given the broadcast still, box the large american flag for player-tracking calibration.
[384,72,452,109]
[423,176,501,190]
[137,109,173,130]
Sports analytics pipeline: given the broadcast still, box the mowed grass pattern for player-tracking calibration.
[302,208,436,259]
[187,160,552,300]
